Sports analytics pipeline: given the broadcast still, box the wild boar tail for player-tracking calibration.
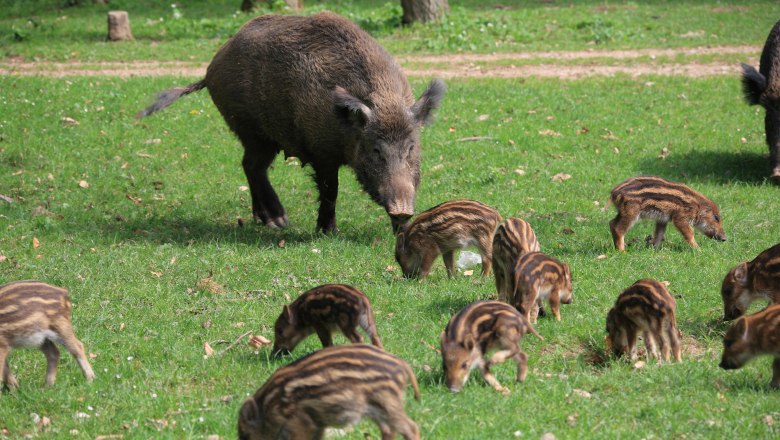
[406,363,421,402]
[740,63,766,106]
[136,79,207,118]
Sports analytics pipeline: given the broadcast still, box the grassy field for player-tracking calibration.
[1,0,779,61]
[2,1,780,439]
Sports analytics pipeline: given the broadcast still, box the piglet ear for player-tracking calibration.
[464,334,476,351]
[733,262,749,286]
[396,231,406,252]
[283,304,294,324]
[238,398,261,430]
[411,79,446,126]
[734,317,749,340]
[439,331,447,347]
[334,87,372,129]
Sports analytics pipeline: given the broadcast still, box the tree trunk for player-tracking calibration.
[264,0,302,11]
[107,10,133,41]
[401,0,448,24]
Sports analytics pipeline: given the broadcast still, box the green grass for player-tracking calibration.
[1,0,779,61]
[1,72,779,438]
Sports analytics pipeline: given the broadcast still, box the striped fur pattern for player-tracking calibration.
[238,344,420,440]
[609,176,726,251]
[492,218,541,302]
[719,304,780,388]
[395,199,502,279]
[0,281,95,388]
[605,279,681,362]
[510,252,573,324]
[722,243,780,321]
[272,284,383,356]
[440,301,542,393]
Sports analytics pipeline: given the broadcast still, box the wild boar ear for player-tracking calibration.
[396,231,406,251]
[734,262,749,285]
[333,87,372,129]
[439,331,446,347]
[411,79,446,126]
[238,398,261,427]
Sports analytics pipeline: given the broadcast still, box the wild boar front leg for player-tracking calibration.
[479,239,493,277]
[672,216,698,248]
[666,323,682,362]
[651,222,668,247]
[771,358,780,389]
[313,165,339,234]
[477,358,508,393]
[313,325,334,347]
[372,396,421,440]
[239,134,288,228]
[442,251,456,278]
[610,206,639,251]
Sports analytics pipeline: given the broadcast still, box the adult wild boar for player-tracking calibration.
[741,19,780,183]
[139,12,445,233]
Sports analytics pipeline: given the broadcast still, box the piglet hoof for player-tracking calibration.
[494,384,511,395]
[316,219,339,235]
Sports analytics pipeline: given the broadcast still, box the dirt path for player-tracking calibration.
[0,45,760,79]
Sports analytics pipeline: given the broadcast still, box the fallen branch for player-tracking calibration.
[457,136,495,142]
[218,330,252,356]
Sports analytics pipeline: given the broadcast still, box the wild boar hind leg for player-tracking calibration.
[238,133,288,228]
[771,357,780,389]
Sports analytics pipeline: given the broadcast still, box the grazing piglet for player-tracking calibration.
[0,281,95,388]
[238,344,420,439]
[440,301,542,394]
[271,284,383,356]
[492,218,541,302]
[741,19,780,183]
[609,176,726,251]
[605,279,681,362]
[719,304,780,389]
[395,199,502,279]
[722,243,780,321]
[510,252,573,323]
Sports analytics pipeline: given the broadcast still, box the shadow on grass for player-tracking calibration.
[637,149,770,184]
[93,215,383,247]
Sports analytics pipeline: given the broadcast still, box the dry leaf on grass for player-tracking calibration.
[658,147,671,159]
[0,194,13,203]
[0,255,6,263]
[596,254,607,260]
[277,240,286,248]
[32,237,40,249]
[248,335,271,349]
[144,138,162,145]
[633,360,646,369]
[196,277,225,295]
[61,116,79,126]
[78,180,90,188]
[463,270,474,276]
[572,389,592,399]
[551,173,571,182]
[539,129,561,137]
[204,342,214,358]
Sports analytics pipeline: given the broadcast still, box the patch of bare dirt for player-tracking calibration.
[0,45,761,79]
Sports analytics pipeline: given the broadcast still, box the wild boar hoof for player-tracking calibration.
[771,171,780,185]
[263,215,289,229]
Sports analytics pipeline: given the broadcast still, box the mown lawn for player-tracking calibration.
[1,71,779,438]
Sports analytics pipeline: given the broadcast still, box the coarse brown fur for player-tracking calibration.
[271,284,383,356]
[0,281,95,389]
[510,252,573,323]
[440,301,542,394]
[492,218,540,302]
[138,12,445,234]
[395,199,502,279]
[722,243,780,321]
[609,176,726,251]
[741,19,780,183]
[238,344,420,439]
[719,304,780,389]
[605,279,682,362]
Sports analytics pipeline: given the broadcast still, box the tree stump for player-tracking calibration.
[107,10,133,41]
[401,0,448,24]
